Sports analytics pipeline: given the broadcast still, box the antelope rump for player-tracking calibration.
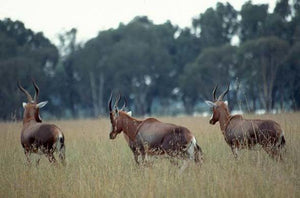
[18,80,65,165]
[108,93,203,165]
[205,85,286,160]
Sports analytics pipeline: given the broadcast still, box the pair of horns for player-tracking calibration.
[17,80,39,102]
[212,84,229,101]
[108,92,127,112]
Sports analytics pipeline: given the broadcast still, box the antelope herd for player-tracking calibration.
[17,80,286,166]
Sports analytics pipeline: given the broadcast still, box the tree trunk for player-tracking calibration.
[70,90,77,118]
[135,92,147,116]
[280,94,284,111]
[253,94,256,112]
[89,72,105,117]
[145,95,152,115]
[98,73,104,115]
[260,54,280,113]
[89,72,99,117]
[183,97,194,115]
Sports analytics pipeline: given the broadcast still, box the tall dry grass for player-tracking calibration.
[0,113,299,197]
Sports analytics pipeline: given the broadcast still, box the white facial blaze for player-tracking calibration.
[114,118,118,131]
[205,100,216,119]
[22,102,27,108]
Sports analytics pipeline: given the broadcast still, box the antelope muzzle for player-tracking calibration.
[109,131,117,139]
[209,118,217,125]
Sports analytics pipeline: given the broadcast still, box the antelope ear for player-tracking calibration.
[22,102,27,108]
[126,111,132,116]
[205,100,216,107]
[37,101,48,108]
[224,101,228,106]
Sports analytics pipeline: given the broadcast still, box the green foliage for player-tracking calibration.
[70,17,178,115]
[180,45,237,113]
[193,2,238,47]
[277,42,300,109]
[0,0,300,119]
[0,18,58,119]
[240,2,269,42]
[274,0,291,18]
[238,37,289,111]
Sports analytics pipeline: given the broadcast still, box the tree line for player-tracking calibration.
[0,0,299,120]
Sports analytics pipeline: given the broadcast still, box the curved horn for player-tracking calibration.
[32,79,39,102]
[108,92,113,111]
[218,84,229,101]
[121,96,127,110]
[212,85,218,101]
[17,81,33,102]
[114,93,121,109]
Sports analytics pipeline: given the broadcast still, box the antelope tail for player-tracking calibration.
[56,133,66,164]
[187,137,203,163]
[194,143,203,163]
[280,134,286,148]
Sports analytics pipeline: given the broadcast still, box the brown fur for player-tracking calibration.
[108,97,203,165]
[18,82,65,165]
[207,88,285,160]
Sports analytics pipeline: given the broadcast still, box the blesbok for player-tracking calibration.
[205,85,285,160]
[108,94,203,165]
[18,80,65,165]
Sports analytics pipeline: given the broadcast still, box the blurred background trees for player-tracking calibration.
[0,0,299,120]
[0,18,58,120]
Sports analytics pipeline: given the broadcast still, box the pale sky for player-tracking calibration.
[0,0,275,45]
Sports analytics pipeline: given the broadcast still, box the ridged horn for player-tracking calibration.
[121,96,127,110]
[114,93,121,109]
[17,81,33,102]
[218,84,229,101]
[32,79,39,102]
[212,85,218,101]
[108,92,113,111]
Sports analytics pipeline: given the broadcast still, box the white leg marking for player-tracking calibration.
[178,160,189,175]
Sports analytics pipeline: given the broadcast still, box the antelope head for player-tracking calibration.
[18,80,48,123]
[108,93,129,139]
[205,85,229,125]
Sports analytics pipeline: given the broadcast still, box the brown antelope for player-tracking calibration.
[18,80,65,165]
[108,94,203,165]
[205,85,285,160]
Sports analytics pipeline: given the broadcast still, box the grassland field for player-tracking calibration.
[0,113,299,198]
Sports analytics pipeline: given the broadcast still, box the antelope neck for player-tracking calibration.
[23,117,37,125]
[218,108,231,133]
[22,109,40,125]
[120,112,142,141]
